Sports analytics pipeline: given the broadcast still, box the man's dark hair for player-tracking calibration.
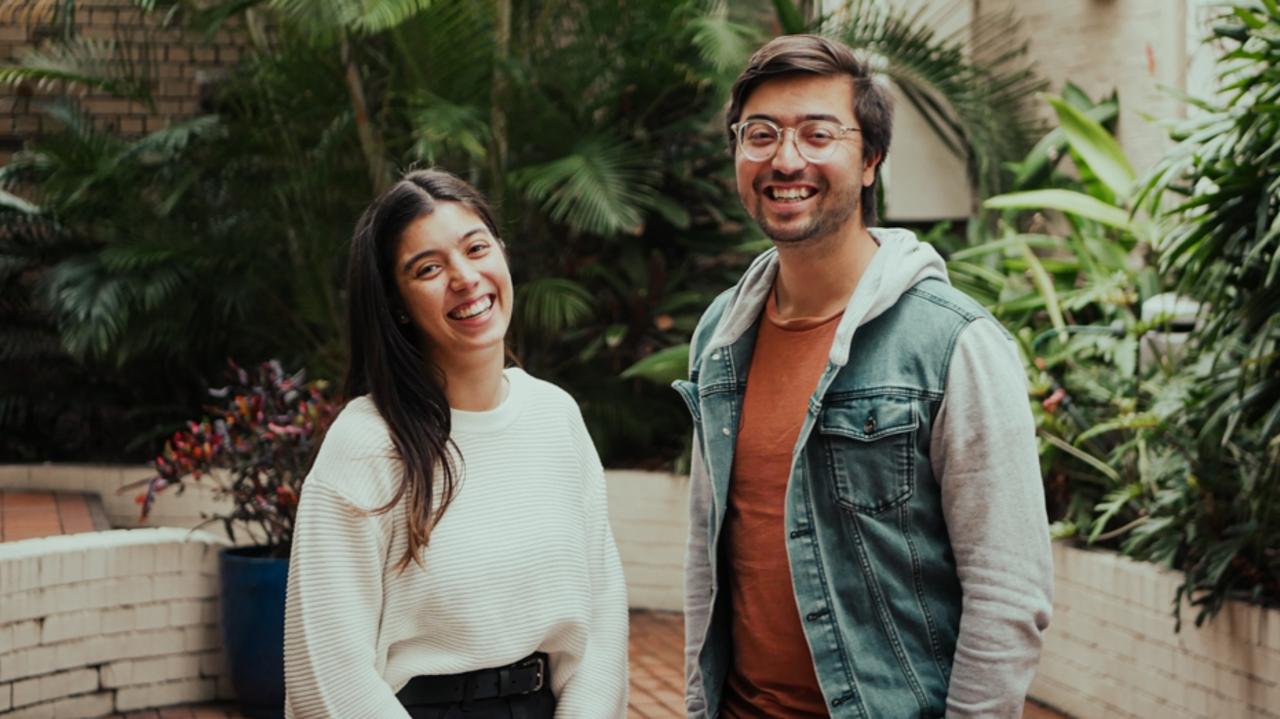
[726,34,894,227]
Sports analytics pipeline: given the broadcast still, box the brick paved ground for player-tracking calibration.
[0,489,110,541]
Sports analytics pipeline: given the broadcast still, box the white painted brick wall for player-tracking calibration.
[1,528,231,716]
[605,470,688,611]
[114,676,216,712]
[1029,542,1280,719]
[48,691,114,718]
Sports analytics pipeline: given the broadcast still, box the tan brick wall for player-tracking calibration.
[0,1,248,161]
[1030,542,1280,719]
[0,528,233,717]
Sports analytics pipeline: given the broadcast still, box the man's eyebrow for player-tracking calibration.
[400,228,489,273]
[743,112,845,123]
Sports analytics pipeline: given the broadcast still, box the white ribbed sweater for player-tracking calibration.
[283,369,629,718]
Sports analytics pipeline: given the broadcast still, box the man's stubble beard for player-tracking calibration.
[750,180,861,247]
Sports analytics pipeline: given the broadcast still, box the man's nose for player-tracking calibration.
[771,128,807,174]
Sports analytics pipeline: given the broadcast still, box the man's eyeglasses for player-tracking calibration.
[731,119,862,163]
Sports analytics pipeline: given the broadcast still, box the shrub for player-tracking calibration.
[127,359,338,553]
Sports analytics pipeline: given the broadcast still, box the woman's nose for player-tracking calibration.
[448,261,480,292]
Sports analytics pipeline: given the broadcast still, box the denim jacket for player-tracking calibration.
[676,230,1053,719]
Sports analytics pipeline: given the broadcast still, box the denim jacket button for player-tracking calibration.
[864,416,876,434]
[722,427,731,436]
[711,352,721,360]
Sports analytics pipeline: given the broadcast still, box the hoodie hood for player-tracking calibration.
[705,227,950,367]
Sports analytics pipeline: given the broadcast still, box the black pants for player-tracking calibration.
[400,683,555,719]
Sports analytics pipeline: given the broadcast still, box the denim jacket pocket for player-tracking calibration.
[818,395,918,515]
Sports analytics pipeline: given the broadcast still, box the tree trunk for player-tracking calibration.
[488,0,511,205]
[340,34,390,193]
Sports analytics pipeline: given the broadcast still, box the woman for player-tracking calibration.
[283,169,629,718]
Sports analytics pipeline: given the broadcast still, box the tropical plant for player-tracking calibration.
[2,0,1050,468]
[965,76,1279,625]
[1133,0,1280,622]
[958,87,1164,533]
[125,359,338,553]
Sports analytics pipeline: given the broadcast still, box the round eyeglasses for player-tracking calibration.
[731,119,862,163]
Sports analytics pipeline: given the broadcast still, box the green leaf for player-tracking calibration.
[513,136,660,237]
[771,0,809,35]
[984,189,1132,229]
[0,36,156,106]
[604,324,628,349]
[1018,239,1066,339]
[1045,94,1136,200]
[1012,97,1118,190]
[1040,431,1121,482]
[621,344,690,384]
[515,278,594,336]
[687,12,759,74]
[0,188,39,215]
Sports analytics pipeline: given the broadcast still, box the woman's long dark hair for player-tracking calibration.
[343,168,504,570]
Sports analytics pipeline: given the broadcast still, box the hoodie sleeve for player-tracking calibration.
[930,318,1054,718]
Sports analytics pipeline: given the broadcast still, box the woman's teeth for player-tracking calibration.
[449,295,493,320]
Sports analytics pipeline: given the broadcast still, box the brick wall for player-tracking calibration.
[605,470,687,611]
[0,527,232,717]
[0,0,247,161]
[1030,542,1280,719]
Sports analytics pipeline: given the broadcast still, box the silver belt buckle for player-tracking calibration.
[527,655,545,693]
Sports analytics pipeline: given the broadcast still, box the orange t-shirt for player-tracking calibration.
[720,289,842,719]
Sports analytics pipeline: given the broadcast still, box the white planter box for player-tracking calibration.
[1031,542,1280,719]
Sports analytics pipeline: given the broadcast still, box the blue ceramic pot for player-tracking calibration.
[219,545,289,719]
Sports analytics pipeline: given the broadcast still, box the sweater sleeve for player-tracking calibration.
[283,461,409,718]
[930,318,1054,718]
[554,410,630,718]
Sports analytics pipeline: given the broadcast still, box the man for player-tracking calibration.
[675,35,1052,719]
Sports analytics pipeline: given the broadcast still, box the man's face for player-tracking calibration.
[734,74,878,246]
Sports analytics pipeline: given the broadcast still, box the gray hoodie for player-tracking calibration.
[683,227,1054,718]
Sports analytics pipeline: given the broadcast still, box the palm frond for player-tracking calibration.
[512,135,664,237]
[0,36,156,106]
[408,93,489,164]
[264,0,436,39]
[830,0,1045,196]
[686,4,761,74]
[514,277,595,337]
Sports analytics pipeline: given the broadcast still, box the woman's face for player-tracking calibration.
[392,201,513,367]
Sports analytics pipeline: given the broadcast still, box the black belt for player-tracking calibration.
[397,652,548,706]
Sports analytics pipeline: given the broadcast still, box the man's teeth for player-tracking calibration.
[770,187,816,201]
[449,296,493,320]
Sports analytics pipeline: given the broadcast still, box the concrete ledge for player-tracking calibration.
[1,464,234,537]
[1030,542,1280,719]
[0,528,233,717]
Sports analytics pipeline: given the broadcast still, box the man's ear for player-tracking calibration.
[862,152,882,187]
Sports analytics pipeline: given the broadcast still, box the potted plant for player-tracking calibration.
[128,359,338,718]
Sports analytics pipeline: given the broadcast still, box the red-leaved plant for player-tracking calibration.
[126,360,338,554]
